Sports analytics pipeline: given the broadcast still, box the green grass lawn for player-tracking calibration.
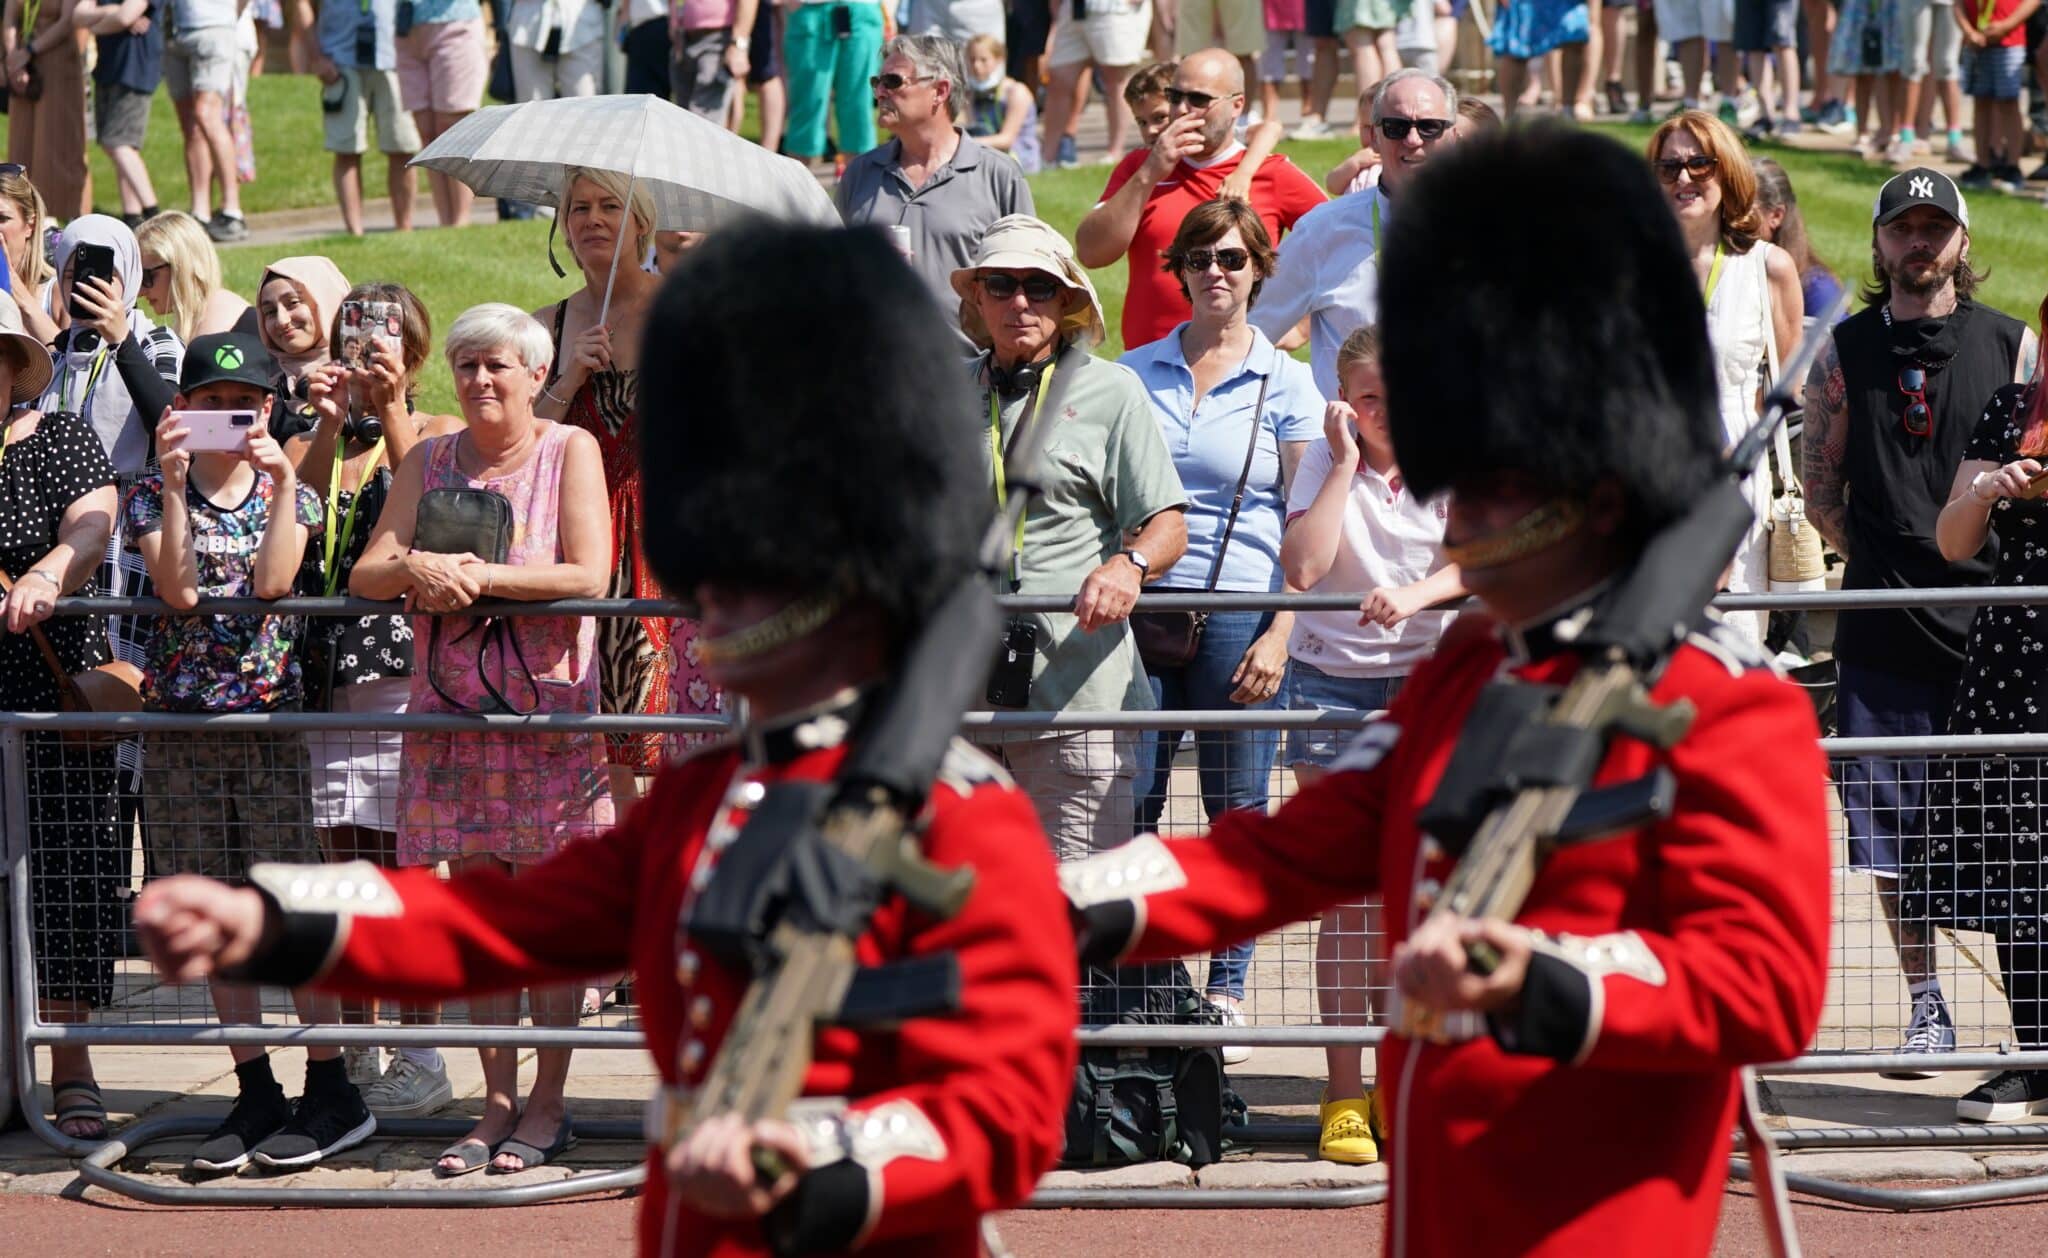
[184,91,2046,413]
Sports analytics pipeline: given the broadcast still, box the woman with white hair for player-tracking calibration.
[349,301,612,1176]
[531,165,674,796]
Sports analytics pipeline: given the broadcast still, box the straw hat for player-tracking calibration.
[949,215,1107,352]
[0,290,53,406]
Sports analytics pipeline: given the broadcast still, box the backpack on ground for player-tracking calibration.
[1060,960,1232,1169]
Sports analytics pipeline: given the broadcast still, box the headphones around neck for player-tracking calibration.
[341,409,384,445]
[989,340,1066,396]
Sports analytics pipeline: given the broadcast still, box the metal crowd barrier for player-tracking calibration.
[9,589,2048,1214]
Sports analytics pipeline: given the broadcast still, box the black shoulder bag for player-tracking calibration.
[1131,371,1271,672]
[413,486,538,715]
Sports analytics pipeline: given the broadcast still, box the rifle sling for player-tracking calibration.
[1414,681,1608,855]
[833,955,963,1027]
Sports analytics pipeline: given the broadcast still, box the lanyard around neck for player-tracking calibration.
[1371,193,1383,266]
[58,344,110,414]
[988,357,1056,591]
[1703,241,1727,308]
[323,433,387,596]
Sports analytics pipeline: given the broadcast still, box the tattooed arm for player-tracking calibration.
[1802,336,1852,561]
[2018,328,2039,384]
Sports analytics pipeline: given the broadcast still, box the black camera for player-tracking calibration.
[985,617,1037,709]
[540,22,564,58]
[395,0,414,35]
[355,23,377,67]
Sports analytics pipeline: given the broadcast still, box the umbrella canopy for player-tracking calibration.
[411,93,840,231]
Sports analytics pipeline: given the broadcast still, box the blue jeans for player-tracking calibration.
[1135,609,1282,1000]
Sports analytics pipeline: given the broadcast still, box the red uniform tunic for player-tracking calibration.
[1067,613,1832,1258]
[259,728,1077,1257]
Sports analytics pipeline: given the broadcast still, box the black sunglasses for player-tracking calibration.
[0,163,24,178]
[1378,117,1452,142]
[141,262,171,286]
[1654,153,1720,183]
[980,272,1064,303]
[871,72,929,92]
[1165,87,1232,110]
[1180,247,1250,273]
[1898,365,1931,437]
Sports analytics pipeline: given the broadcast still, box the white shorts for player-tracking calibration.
[307,675,410,831]
[1049,0,1156,68]
[1653,0,1734,43]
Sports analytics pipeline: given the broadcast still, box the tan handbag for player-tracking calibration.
[1757,259,1827,590]
[0,566,144,744]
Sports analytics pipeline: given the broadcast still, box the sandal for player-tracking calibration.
[488,1113,576,1174]
[52,1079,108,1142]
[434,1135,503,1178]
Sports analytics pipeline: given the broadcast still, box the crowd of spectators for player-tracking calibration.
[8,7,2048,1181]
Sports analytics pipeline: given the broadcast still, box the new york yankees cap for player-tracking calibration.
[1873,167,1969,229]
[180,331,277,393]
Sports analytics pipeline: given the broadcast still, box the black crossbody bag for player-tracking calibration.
[1131,372,1270,671]
[413,487,540,715]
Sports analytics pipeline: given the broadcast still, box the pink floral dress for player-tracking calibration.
[397,422,616,866]
[663,617,728,761]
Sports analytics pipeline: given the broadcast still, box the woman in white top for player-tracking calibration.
[1279,324,1463,1167]
[508,0,606,102]
[1650,112,1802,644]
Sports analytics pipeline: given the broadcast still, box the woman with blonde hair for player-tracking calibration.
[136,211,254,344]
[0,167,58,342]
[1648,110,1802,644]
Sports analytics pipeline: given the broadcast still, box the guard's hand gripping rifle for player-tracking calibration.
[1399,292,1849,1041]
[663,344,1083,1188]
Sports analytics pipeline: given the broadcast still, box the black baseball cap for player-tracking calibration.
[1873,167,1969,229]
[181,332,276,393]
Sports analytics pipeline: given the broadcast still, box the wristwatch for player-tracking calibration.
[1118,548,1150,578]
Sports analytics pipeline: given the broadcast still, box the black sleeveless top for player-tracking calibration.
[1834,298,2025,681]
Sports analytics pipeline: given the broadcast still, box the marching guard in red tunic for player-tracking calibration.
[1065,125,1833,1258]
[135,226,1079,1257]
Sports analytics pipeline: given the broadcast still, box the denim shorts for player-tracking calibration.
[1283,661,1405,769]
[1961,43,2027,100]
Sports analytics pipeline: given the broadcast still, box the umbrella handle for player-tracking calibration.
[599,171,636,326]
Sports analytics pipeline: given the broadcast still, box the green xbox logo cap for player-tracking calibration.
[214,343,245,370]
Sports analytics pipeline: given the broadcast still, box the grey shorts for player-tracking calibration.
[164,24,239,100]
[670,27,736,121]
[95,82,154,149]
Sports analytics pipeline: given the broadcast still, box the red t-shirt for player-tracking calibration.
[1099,146,1328,349]
[1980,0,2027,46]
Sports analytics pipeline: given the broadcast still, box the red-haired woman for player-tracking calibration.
[1923,292,2048,1124]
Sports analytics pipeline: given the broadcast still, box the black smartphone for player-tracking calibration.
[830,3,852,37]
[395,0,415,35]
[67,243,116,320]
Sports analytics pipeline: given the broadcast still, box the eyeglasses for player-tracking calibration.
[870,72,930,92]
[0,163,24,178]
[1165,87,1233,110]
[979,272,1064,303]
[1898,365,1931,437]
[1377,117,1452,142]
[1179,247,1251,273]
[141,262,170,286]
[1653,154,1720,183]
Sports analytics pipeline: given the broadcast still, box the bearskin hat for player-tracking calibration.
[638,223,989,632]
[1378,122,1726,534]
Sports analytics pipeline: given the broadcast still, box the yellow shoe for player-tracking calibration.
[1318,1093,1380,1165]
[1369,1087,1390,1146]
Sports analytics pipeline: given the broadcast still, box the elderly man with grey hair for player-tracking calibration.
[837,33,1036,314]
[1250,66,1458,398]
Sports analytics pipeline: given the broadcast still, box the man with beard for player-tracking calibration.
[838,33,1035,316]
[1803,166,2037,1076]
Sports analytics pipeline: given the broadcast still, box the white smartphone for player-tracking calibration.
[171,409,259,454]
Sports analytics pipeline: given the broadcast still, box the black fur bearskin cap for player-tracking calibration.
[637,223,990,632]
[1378,122,1727,535]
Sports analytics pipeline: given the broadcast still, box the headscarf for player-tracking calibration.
[257,255,351,384]
[44,215,173,476]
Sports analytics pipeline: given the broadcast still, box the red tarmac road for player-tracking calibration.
[6,1187,2048,1256]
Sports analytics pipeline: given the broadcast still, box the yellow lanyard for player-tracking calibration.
[57,346,109,415]
[322,433,387,596]
[1703,241,1727,308]
[1371,193,1383,267]
[1977,0,1996,29]
[988,358,1056,591]
[20,0,40,39]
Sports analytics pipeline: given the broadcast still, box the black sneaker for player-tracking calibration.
[206,211,248,243]
[249,1084,376,1168]
[1957,1069,2048,1122]
[1957,164,1993,189]
[2030,160,2048,182]
[1995,165,2030,193]
[190,1086,291,1174]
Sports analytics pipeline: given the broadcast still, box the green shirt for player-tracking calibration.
[982,353,1189,714]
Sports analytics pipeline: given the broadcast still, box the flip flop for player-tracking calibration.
[488,1115,576,1175]
[52,1080,108,1142]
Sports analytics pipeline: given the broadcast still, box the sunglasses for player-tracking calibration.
[1180,247,1251,273]
[1377,117,1452,142]
[141,262,170,286]
[979,272,1064,303]
[870,72,929,92]
[1165,87,1232,110]
[1899,365,1931,437]
[0,163,24,178]
[1654,154,1720,183]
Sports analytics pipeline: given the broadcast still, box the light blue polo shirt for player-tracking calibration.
[1119,324,1322,593]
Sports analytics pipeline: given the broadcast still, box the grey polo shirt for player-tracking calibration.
[836,129,1035,318]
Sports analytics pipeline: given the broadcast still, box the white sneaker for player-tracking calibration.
[343,1046,382,1090]
[1209,996,1252,1066]
[1946,138,1973,163]
[361,1055,454,1119]
[1885,137,1915,165]
[1291,117,1334,141]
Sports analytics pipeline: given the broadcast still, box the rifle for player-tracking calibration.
[657,341,1084,1200]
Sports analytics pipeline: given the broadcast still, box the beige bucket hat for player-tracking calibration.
[0,290,54,405]
[949,214,1107,352]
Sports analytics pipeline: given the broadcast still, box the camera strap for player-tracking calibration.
[322,434,387,596]
[988,357,1057,593]
[55,342,109,415]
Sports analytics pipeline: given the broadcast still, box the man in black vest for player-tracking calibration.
[1803,167,2039,1077]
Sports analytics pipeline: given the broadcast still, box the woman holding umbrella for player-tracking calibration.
[530,166,670,805]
